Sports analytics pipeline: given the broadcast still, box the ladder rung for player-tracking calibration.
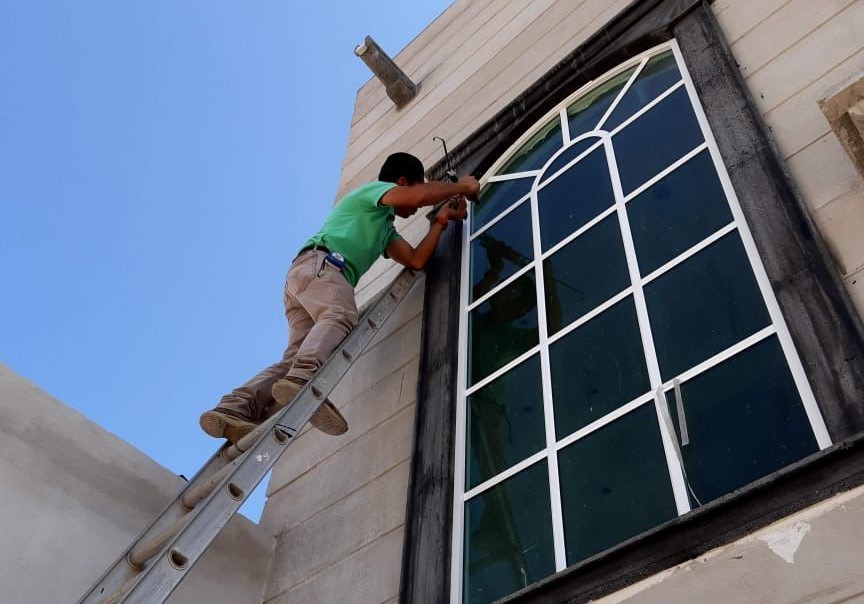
[128,515,190,568]
[76,268,423,604]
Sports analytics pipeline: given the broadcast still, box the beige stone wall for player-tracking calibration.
[714,0,864,316]
[0,363,273,604]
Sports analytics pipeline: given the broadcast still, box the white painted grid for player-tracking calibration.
[450,40,832,604]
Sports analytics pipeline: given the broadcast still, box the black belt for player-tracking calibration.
[297,244,330,257]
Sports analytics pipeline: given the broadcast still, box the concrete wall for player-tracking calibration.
[261,1,864,603]
[0,362,273,604]
[594,484,864,604]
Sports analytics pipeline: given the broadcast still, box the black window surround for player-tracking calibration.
[399,1,864,603]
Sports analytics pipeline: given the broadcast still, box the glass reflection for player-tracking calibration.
[646,232,771,380]
[467,355,545,489]
[541,138,600,183]
[469,272,539,386]
[603,51,682,131]
[499,117,564,174]
[550,297,651,438]
[472,177,534,234]
[568,66,637,139]
[537,146,614,251]
[471,203,534,303]
[464,462,555,604]
[558,403,677,565]
[628,150,733,275]
[669,337,819,504]
[543,214,630,334]
[613,87,704,195]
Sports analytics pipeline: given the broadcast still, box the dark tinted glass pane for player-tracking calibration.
[499,118,564,174]
[550,298,651,438]
[469,272,539,386]
[537,147,614,251]
[543,214,629,335]
[629,150,734,275]
[646,233,771,380]
[472,178,534,234]
[464,462,555,604]
[559,403,677,565]
[541,138,601,183]
[613,87,704,195]
[567,67,636,139]
[669,337,819,504]
[604,51,682,131]
[471,203,534,303]
[467,355,545,489]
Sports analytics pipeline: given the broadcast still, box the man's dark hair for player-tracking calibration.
[378,152,424,184]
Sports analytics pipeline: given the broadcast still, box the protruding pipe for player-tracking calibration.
[355,35,419,108]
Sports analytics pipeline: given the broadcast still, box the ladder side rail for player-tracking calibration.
[76,445,234,604]
[79,268,420,604]
[116,268,420,604]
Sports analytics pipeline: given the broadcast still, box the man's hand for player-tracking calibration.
[437,195,468,225]
[458,175,481,198]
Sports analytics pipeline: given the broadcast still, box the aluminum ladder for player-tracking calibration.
[76,268,421,604]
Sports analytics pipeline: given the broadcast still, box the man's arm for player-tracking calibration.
[386,197,468,270]
[380,175,479,212]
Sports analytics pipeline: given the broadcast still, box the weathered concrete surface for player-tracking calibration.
[594,483,864,604]
[0,362,274,604]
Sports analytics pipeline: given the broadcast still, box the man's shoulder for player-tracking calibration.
[340,180,397,209]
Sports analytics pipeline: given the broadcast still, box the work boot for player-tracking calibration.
[270,378,348,436]
[199,407,258,444]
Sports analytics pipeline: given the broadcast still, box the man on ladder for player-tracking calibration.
[200,152,479,443]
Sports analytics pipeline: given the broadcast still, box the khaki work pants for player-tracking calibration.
[217,250,359,420]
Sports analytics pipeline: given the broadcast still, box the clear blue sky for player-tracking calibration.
[0,1,450,521]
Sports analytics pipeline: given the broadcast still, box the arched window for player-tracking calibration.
[453,42,831,604]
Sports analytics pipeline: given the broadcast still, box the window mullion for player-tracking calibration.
[529,177,567,571]
[603,134,693,515]
[450,207,474,604]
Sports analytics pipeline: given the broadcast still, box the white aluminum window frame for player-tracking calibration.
[451,40,831,604]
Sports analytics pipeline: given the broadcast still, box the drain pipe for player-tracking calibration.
[355,36,419,109]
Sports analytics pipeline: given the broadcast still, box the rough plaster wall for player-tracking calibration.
[593,483,864,604]
[0,363,273,604]
[259,279,423,604]
[714,0,864,315]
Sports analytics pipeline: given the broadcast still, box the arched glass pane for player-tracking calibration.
[602,50,682,131]
[537,146,614,251]
[669,337,819,505]
[558,403,677,566]
[463,462,555,604]
[470,203,534,302]
[613,87,703,195]
[469,271,539,386]
[466,354,545,489]
[567,66,636,138]
[497,117,564,174]
[472,178,533,234]
[628,149,733,275]
[543,214,629,335]
[550,297,650,438]
[540,138,600,183]
[645,233,772,380]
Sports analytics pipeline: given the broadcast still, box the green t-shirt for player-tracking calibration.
[302,181,402,286]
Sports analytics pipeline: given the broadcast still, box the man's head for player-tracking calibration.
[379,153,425,218]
